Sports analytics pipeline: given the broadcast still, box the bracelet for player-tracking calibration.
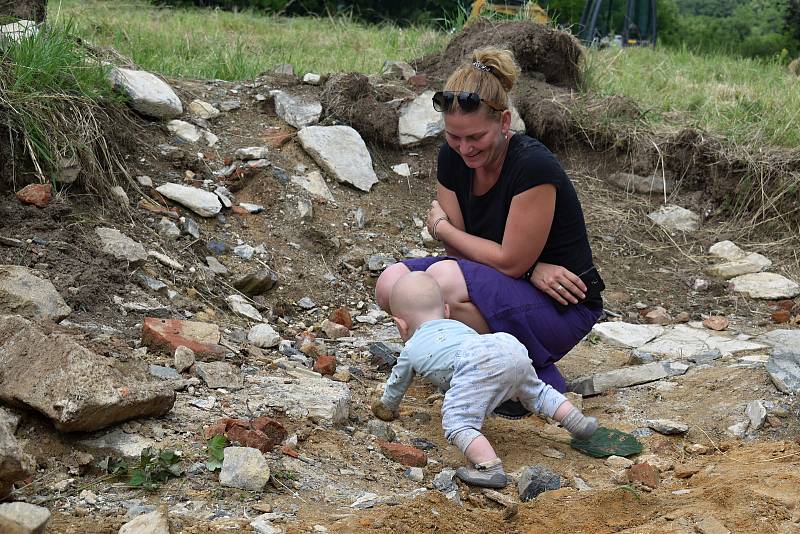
[432,216,449,241]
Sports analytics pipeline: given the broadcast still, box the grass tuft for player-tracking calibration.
[0,19,134,200]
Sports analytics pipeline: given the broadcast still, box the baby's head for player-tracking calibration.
[390,272,449,341]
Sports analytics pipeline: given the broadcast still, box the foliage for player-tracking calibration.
[106,448,184,491]
[205,435,228,472]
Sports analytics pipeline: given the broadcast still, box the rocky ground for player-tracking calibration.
[1,20,800,534]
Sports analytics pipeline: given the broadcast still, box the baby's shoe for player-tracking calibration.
[561,407,598,440]
[455,457,508,489]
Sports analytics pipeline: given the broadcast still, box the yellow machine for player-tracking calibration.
[468,0,549,24]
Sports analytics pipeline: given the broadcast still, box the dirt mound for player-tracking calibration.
[321,73,404,146]
[414,19,583,89]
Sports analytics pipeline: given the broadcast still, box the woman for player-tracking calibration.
[375,47,604,417]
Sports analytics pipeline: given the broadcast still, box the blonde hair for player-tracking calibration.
[443,47,520,117]
[390,272,445,333]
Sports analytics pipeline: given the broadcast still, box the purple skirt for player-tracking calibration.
[403,257,602,393]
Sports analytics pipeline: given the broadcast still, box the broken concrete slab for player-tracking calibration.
[291,171,335,202]
[569,362,670,396]
[141,317,226,357]
[637,324,767,359]
[728,272,800,299]
[270,90,322,129]
[766,351,800,394]
[707,253,772,279]
[398,90,443,146]
[758,329,800,353]
[0,315,175,432]
[250,376,350,425]
[0,265,71,322]
[297,126,378,192]
[647,205,700,232]
[592,322,663,348]
[195,361,243,390]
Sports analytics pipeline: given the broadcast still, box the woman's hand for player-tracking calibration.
[426,200,449,239]
[529,262,587,306]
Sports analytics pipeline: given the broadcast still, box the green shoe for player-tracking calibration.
[455,458,508,489]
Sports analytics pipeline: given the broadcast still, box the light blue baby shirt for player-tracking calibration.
[380,319,480,410]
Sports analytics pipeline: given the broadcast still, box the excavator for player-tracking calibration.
[468,1,657,48]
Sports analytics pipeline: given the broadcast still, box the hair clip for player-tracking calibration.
[472,60,492,72]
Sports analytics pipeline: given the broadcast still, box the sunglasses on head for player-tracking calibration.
[432,91,506,113]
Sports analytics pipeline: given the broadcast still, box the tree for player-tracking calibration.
[0,0,47,22]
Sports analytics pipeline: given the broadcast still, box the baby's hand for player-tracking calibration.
[371,399,399,421]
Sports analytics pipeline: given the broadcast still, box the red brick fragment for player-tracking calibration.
[378,441,427,467]
[628,462,660,488]
[231,205,250,215]
[204,416,287,453]
[314,354,337,376]
[16,184,52,208]
[329,306,353,329]
[772,310,791,324]
[142,317,226,357]
[281,445,299,458]
[776,299,796,311]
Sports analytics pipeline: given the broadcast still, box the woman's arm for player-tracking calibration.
[433,184,466,258]
[430,184,556,278]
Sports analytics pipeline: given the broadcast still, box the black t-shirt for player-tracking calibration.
[437,134,604,308]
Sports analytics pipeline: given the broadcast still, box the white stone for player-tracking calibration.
[707,253,772,279]
[591,322,663,348]
[155,183,222,217]
[405,467,424,482]
[297,199,313,219]
[271,90,322,129]
[0,502,50,534]
[95,227,148,264]
[195,361,243,390]
[728,272,800,300]
[233,244,255,260]
[647,205,701,232]
[709,240,747,261]
[646,419,689,435]
[745,400,766,430]
[110,68,182,119]
[80,429,155,458]
[239,203,265,214]
[727,421,749,438]
[399,90,444,146]
[570,362,670,396]
[248,324,280,348]
[0,265,72,321]
[188,99,220,120]
[303,73,322,85]
[166,120,216,146]
[219,447,270,491]
[758,329,800,352]
[235,147,269,161]
[251,376,350,425]
[118,507,170,534]
[226,295,263,322]
[391,163,411,177]
[110,186,129,205]
[137,175,153,188]
[298,126,378,192]
[250,515,282,534]
[637,324,768,359]
[174,346,195,373]
[291,171,335,202]
[766,351,800,394]
[0,20,38,45]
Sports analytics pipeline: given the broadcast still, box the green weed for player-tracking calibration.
[105,448,184,491]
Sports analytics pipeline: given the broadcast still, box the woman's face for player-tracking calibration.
[443,109,508,170]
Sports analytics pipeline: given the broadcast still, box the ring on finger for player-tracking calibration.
[555,284,564,292]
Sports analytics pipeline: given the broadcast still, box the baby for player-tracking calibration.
[372,272,597,488]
